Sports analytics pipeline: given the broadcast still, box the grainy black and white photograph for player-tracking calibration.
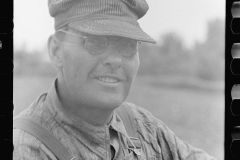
[13,0,225,159]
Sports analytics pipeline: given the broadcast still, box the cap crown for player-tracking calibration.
[48,0,156,44]
[48,0,149,30]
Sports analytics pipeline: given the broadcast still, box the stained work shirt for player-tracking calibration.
[13,80,217,160]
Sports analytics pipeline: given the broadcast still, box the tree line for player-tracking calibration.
[137,18,224,81]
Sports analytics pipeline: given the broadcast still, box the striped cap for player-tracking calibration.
[48,0,156,44]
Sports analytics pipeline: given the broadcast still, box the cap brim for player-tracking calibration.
[68,19,156,44]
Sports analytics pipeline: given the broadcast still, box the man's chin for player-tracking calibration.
[95,97,126,111]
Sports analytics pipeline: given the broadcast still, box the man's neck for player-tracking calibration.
[61,103,114,126]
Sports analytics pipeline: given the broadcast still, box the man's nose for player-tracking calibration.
[102,42,122,70]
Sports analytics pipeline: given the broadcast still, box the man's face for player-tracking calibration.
[57,32,140,110]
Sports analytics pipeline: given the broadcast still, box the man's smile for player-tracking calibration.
[96,77,119,83]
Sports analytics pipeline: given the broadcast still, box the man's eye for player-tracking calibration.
[121,41,137,49]
[87,37,108,46]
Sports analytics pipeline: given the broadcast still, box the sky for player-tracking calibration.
[14,0,225,52]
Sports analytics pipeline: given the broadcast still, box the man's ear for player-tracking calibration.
[48,35,63,68]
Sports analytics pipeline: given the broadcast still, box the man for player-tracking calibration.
[13,0,217,159]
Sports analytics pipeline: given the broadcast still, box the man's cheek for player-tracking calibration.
[132,60,140,76]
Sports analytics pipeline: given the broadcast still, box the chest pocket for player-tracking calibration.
[118,151,142,160]
[118,138,157,160]
[118,151,158,160]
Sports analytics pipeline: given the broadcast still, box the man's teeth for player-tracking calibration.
[97,77,118,83]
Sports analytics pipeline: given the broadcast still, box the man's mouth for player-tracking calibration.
[97,77,119,83]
